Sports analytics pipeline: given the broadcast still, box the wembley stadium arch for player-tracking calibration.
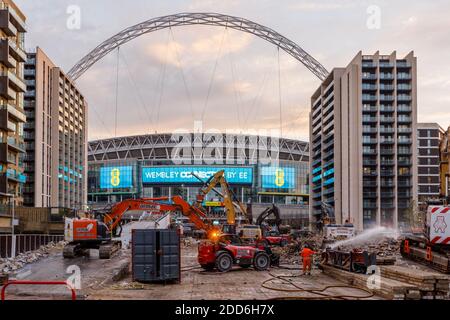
[68,12,329,81]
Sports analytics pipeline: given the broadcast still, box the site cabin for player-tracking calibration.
[324,224,355,239]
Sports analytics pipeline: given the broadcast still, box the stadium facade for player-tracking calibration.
[87,133,310,225]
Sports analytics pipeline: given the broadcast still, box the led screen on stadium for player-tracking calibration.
[142,166,253,185]
[100,166,133,189]
[261,166,295,189]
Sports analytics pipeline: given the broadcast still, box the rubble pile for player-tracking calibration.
[181,237,198,247]
[278,234,323,264]
[0,241,66,274]
[333,238,400,257]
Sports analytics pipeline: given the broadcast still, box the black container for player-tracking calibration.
[132,229,180,283]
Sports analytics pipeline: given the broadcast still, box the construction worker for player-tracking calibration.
[300,244,316,275]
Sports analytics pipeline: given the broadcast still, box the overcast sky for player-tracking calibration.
[16,0,450,141]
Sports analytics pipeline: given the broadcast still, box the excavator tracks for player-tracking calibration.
[63,244,80,259]
[99,241,122,259]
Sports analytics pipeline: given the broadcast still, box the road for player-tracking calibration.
[2,248,129,300]
[1,245,381,300]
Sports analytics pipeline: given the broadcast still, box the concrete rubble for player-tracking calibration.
[0,241,66,275]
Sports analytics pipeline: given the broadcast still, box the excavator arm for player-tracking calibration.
[103,198,180,235]
[194,170,248,225]
[255,204,282,229]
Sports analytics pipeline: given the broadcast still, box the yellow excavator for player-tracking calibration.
[191,169,249,235]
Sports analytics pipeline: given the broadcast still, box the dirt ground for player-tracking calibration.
[1,245,382,300]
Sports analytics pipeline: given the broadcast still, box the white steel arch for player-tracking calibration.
[68,12,329,80]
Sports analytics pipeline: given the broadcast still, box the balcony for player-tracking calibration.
[7,136,25,152]
[4,170,26,183]
[4,70,25,92]
[380,106,394,112]
[0,75,16,100]
[398,95,412,101]
[363,159,377,166]
[0,103,25,122]
[363,202,378,209]
[363,180,377,187]
[363,127,377,133]
[379,62,394,68]
[397,73,411,80]
[362,116,377,123]
[398,138,412,144]
[380,138,394,144]
[362,95,377,102]
[362,73,377,80]
[398,105,412,112]
[362,105,377,112]
[398,192,411,198]
[380,116,394,123]
[380,127,395,133]
[398,127,412,133]
[379,84,394,91]
[363,138,377,144]
[363,192,377,198]
[380,149,394,155]
[380,95,394,101]
[398,149,411,155]
[363,149,377,155]
[6,38,26,62]
[398,181,412,187]
[381,181,395,187]
[381,203,395,209]
[380,159,395,166]
[0,3,26,32]
[380,73,394,80]
[0,9,17,36]
[381,192,395,198]
[397,84,412,91]
[362,62,377,68]
[363,170,378,176]
[362,84,377,91]
[24,69,36,77]
[398,159,411,166]
[380,170,395,176]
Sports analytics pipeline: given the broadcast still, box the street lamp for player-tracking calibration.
[0,192,15,258]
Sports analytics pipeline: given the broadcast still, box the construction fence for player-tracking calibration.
[0,234,64,258]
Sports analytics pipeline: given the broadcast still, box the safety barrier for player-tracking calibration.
[0,234,64,258]
[1,280,76,301]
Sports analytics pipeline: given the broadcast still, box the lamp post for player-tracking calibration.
[0,192,15,258]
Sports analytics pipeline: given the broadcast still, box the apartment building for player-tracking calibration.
[0,0,26,206]
[310,51,418,231]
[417,123,443,204]
[24,47,88,209]
[440,126,450,201]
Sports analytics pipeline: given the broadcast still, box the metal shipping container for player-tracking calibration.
[132,229,180,282]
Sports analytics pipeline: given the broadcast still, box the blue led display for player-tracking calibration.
[261,166,295,189]
[100,166,133,189]
[142,166,253,185]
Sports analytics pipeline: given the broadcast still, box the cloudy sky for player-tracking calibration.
[16,0,450,141]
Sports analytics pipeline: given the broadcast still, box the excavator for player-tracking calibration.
[63,198,190,259]
[255,204,291,247]
[64,193,274,272]
[191,170,250,234]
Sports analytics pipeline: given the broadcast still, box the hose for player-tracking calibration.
[261,271,374,300]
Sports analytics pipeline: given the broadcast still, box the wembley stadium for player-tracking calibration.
[87,133,310,226]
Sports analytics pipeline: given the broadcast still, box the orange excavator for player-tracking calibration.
[63,196,220,259]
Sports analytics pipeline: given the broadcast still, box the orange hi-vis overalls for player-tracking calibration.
[300,248,316,273]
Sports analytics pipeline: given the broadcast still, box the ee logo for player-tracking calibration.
[110,168,121,187]
[275,168,285,187]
